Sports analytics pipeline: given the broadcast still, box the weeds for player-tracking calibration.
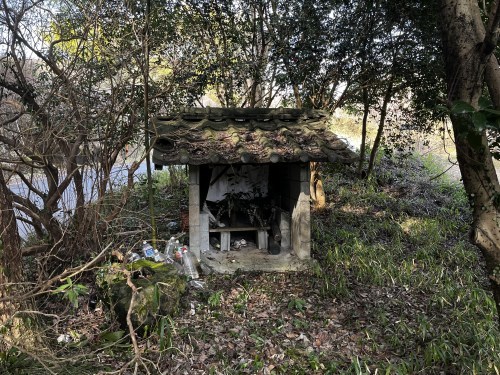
[208,290,224,309]
[288,297,306,312]
[310,157,500,373]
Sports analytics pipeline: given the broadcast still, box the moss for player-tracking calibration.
[101,262,186,332]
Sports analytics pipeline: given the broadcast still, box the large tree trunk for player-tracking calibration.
[440,0,500,321]
[0,170,29,350]
[0,171,22,286]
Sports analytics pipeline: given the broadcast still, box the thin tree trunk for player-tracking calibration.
[292,86,326,209]
[366,80,393,178]
[0,171,21,285]
[357,86,369,176]
[292,84,303,110]
[143,0,157,248]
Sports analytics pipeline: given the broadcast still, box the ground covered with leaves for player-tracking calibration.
[153,157,499,375]
[2,156,499,375]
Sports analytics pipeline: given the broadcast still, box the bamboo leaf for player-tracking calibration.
[54,284,69,293]
[482,108,500,116]
[100,331,125,342]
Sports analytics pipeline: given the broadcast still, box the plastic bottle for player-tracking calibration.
[173,240,183,262]
[128,252,142,262]
[182,246,199,280]
[142,241,155,258]
[143,241,165,262]
[164,237,175,258]
[153,249,166,262]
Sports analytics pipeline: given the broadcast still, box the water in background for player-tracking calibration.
[9,159,149,239]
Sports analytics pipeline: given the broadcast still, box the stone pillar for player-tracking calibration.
[200,212,209,254]
[291,163,311,259]
[189,165,201,260]
[279,211,291,251]
[257,229,269,250]
[220,232,231,251]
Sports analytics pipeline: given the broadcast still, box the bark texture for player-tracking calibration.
[0,171,21,284]
[440,0,500,321]
[0,170,24,350]
[310,161,326,209]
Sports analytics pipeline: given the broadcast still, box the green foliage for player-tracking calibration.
[233,288,250,314]
[451,98,500,132]
[128,258,167,271]
[99,330,125,343]
[287,297,306,312]
[448,97,500,157]
[0,348,36,374]
[116,169,188,239]
[156,315,175,351]
[208,290,224,309]
[53,277,89,309]
[0,347,106,375]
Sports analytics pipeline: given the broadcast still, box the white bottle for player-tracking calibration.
[182,246,199,280]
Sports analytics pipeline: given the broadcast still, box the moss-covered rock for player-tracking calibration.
[99,260,186,331]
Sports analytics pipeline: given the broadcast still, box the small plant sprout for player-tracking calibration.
[53,277,89,309]
[288,297,306,312]
[208,290,224,309]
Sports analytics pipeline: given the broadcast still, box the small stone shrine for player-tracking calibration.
[151,107,356,273]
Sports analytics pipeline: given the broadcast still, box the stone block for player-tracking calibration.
[291,191,311,260]
[257,229,268,250]
[300,163,310,182]
[280,211,291,250]
[189,165,199,184]
[220,232,231,251]
[200,213,209,256]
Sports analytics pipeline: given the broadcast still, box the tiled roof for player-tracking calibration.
[151,107,357,165]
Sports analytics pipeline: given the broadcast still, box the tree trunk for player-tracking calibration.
[0,170,29,350]
[0,171,22,286]
[357,86,369,176]
[292,88,326,209]
[310,161,326,209]
[366,79,393,178]
[440,0,500,321]
[455,132,500,318]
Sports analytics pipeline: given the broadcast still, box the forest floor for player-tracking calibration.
[145,156,499,375]
[2,148,500,374]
